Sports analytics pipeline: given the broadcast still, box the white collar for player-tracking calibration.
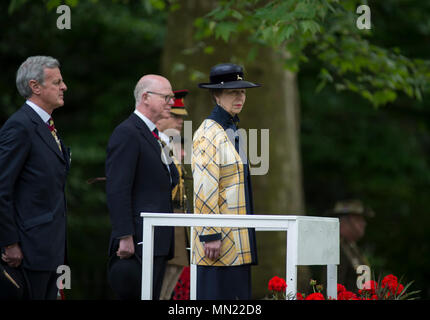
[26,100,51,123]
[133,109,156,132]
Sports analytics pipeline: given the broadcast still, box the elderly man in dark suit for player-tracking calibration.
[0,56,70,300]
[106,74,179,300]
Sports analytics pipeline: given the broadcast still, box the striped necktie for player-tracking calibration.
[152,128,160,140]
[47,117,62,152]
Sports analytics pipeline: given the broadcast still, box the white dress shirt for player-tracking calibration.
[26,100,51,124]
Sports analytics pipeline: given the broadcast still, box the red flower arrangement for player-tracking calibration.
[266,273,419,300]
[171,270,418,301]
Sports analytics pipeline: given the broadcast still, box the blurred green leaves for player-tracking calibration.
[1,0,168,299]
[193,0,430,107]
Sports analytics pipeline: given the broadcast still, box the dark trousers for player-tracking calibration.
[25,269,58,300]
[108,255,167,300]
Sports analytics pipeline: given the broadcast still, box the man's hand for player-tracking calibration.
[117,235,135,259]
[204,240,221,260]
[1,243,23,268]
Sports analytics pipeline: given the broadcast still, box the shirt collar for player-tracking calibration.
[26,100,51,123]
[207,104,240,130]
[134,109,157,132]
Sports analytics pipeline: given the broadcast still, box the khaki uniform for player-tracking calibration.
[322,200,373,292]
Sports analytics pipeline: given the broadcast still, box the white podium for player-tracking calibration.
[140,213,339,300]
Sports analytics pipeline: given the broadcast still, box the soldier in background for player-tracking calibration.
[325,199,374,291]
[157,90,190,300]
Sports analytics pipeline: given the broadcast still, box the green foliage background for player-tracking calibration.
[0,0,429,299]
[1,0,168,299]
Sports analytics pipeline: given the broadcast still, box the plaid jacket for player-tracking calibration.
[192,119,253,266]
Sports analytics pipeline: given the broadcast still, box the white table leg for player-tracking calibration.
[286,225,298,299]
[327,264,337,300]
[141,221,154,300]
[190,227,197,300]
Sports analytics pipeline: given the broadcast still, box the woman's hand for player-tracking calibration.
[204,240,221,260]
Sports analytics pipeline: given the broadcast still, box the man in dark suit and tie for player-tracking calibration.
[106,74,179,300]
[0,56,70,300]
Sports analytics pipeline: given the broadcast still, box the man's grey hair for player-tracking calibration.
[16,56,60,99]
[133,77,154,107]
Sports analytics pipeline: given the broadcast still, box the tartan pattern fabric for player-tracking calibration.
[192,119,252,266]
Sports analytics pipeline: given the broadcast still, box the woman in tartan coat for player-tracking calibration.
[192,63,261,299]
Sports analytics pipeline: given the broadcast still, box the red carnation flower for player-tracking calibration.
[395,283,404,295]
[338,290,358,300]
[337,284,346,294]
[268,276,287,292]
[382,274,398,284]
[305,292,325,300]
[296,292,304,300]
[382,274,403,296]
[359,280,378,296]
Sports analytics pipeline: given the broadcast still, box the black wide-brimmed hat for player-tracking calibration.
[198,63,261,89]
[107,254,142,300]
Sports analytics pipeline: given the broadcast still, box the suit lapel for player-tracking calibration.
[22,104,65,163]
[59,135,71,170]
[129,114,177,181]
[130,113,170,165]
[130,114,162,156]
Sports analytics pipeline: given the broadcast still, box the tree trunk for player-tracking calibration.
[161,0,309,297]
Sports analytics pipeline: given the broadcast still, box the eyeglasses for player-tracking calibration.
[147,91,175,103]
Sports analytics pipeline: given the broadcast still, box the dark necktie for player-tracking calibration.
[47,117,62,151]
[152,128,160,140]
